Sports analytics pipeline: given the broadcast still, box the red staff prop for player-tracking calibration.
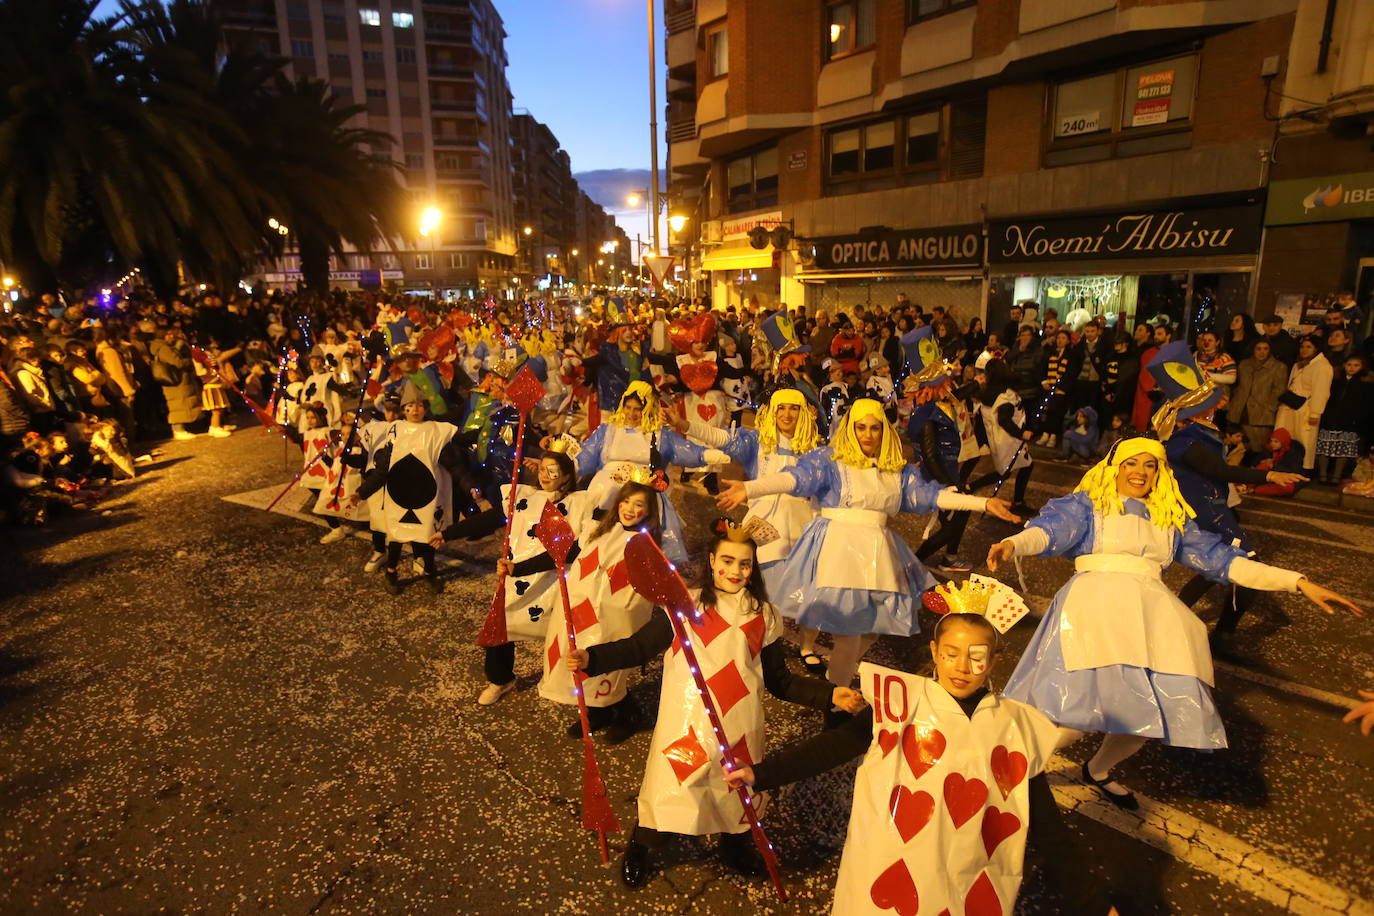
[477,364,548,647]
[189,346,278,431]
[534,502,621,860]
[622,532,788,901]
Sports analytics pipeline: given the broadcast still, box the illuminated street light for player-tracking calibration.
[419,205,442,237]
[570,248,579,256]
[522,226,533,236]
[668,214,687,233]
[1,277,13,289]
[626,193,641,208]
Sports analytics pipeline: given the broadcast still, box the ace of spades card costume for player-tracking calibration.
[355,385,461,546]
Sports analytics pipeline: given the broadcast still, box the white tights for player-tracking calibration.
[798,626,820,657]
[827,634,879,689]
[1087,733,1149,781]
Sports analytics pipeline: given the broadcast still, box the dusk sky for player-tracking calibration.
[95,0,662,243]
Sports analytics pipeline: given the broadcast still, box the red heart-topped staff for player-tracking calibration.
[533,501,621,860]
[477,364,548,648]
[623,532,787,901]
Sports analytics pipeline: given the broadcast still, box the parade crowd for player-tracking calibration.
[4,284,1374,914]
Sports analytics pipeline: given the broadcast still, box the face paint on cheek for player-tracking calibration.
[968,646,990,676]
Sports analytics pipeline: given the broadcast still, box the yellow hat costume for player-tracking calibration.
[1073,436,1193,531]
[830,398,905,472]
[756,388,819,456]
[608,380,663,435]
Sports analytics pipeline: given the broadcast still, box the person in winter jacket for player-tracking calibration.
[1230,339,1289,452]
[1316,354,1374,484]
[1251,428,1306,497]
[149,327,204,439]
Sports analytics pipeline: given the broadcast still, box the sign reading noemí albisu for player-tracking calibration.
[1265,171,1374,226]
[809,224,983,271]
[989,202,1263,264]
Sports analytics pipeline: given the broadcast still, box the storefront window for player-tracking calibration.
[1047,53,1198,167]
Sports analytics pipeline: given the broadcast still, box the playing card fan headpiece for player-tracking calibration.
[544,433,582,458]
[711,515,781,547]
[1147,341,1223,441]
[611,462,669,492]
[922,574,1029,635]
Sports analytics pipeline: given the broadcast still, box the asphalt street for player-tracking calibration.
[2,424,1372,915]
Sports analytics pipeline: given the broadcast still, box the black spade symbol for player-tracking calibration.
[514,579,530,596]
[386,453,437,524]
[527,605,544,622]
[515,497,529,511]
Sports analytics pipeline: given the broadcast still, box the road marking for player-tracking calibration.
[1213,660,1361,710]
[1045,757,1373,915]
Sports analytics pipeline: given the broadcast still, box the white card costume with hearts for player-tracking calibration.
[376,420,458,543]
[833,664,1059,916]
[498,484,590,642]
[299,427,336,491]
[313,430,370,522]
[539,525,654,708]
[677,352,730,442]
[638,589,783,836]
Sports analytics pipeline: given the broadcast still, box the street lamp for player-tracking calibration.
[668,214,687,233]
[419,206,442,291]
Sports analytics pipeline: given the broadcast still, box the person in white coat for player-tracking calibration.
[1273,335,1333,472]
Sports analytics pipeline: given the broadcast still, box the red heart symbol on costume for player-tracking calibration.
[980,805,1021,857]
[990,745,1028,799]
[877,729,899,757]
[306,460,329,479]
[943,772,988,828]
[964,871,1002,916]
[901,725,946,782]
[869,858,919,916]
[887,785,935,844]
[696,401,718,422]
[679,360,719,395]
[667,313,717,354]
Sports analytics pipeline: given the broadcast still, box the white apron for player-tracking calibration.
[1057,512,1215,684]
[832,665,1059,916]
[499,486,589,643]
[378,420,458,543]
[638,590,783,835]
[979,392,1031,474]
[816,464,904,593]
[750,442,818,567]
[538,526,653,708]
[586,424,653,510]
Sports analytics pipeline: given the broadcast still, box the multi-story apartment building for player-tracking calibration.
[512,113,576,286]
[667,0,1315,335]
[1260,0,1374,323]
[216,0,520,295]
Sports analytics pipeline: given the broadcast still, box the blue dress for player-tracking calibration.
[762,448,943,637]
[1002,493,1250,749]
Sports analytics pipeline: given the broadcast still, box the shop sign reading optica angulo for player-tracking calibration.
[808,224,983,271]
[989,200,1263,264]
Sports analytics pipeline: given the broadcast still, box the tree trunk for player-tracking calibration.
[297,232,331,294]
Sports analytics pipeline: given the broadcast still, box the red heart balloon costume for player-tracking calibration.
[833,663,1059,916]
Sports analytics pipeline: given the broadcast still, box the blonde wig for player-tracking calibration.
[608,380,663,435]
[830,398,905,472]
[1073,436,1194,531]
[756,388,819,456]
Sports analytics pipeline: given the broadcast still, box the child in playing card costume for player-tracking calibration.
[716,398,1020,699]
[574,381,727,567]
[538,477,662,743]
[360,396,401,573]
[722,582,1108,916]
[566,521,861,888]
[312,409,371,542]
[353,382,480,596]
[672,385,826,672]
[988,436,1361,808]
[287,406,347,541]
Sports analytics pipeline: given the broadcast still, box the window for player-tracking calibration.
[365,87,386,99]
[824,102,984,194]
[725,146,778,213]
[392,11,414,28]
[416,253,432,270]
[290,39,314,58]
[1047,54,1199,166]
[359,8,380,26]
[450,253,469,268]
[382,254,399,269]
[706,25,728,79]
[825,0,875,61]
[396,46,416,64]
[362,49,384,63]
[405,152,424,168]
[327,50,349,63]
[907,0,975,24]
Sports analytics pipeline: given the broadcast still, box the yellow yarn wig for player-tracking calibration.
[1073,436,1194,530]
[756,388,819,456]
[608,380,663,435]
[830,398,905,472]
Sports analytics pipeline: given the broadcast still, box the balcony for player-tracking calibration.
[435,167,488,181]
[428,65,482,87]
[431,98,477,112]
[425,28,472,45]
[221,9,276,28]
[667,118,696,144]
[665,1,694,33]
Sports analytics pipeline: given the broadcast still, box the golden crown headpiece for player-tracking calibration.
[922,574,1029,635]
[544,433,581,458]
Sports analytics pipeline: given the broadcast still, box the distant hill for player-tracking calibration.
[575,168,653,214]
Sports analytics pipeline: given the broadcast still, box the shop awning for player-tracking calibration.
[701,245,775,272]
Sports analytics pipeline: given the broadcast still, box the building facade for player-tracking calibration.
[216,0,622,297]
[666,0,1308,336]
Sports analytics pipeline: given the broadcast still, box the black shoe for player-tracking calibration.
[1081,760,1138,810]
[800,651,827,676]
[1010,503,1037,519]
[1208,628,1243,662]
[719,834,764,877]
[425,574,443,595]
[383,570,402,595]
[621,840,650,888]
